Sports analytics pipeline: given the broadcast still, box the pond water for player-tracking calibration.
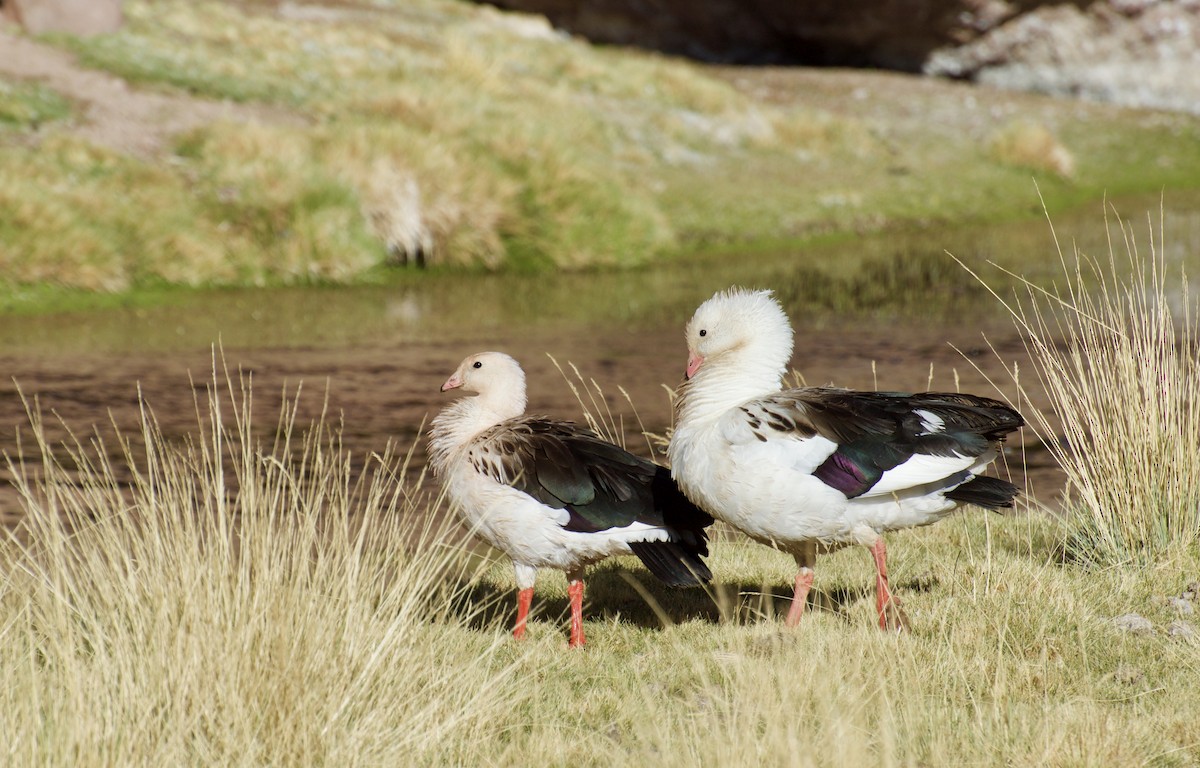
[2,190,1198,525]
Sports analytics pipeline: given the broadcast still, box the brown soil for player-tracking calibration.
[0,24,299,156]
[0,320,1062,530]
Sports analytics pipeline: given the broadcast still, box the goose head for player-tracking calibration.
[684,287,794,389]
[440,351,528,420]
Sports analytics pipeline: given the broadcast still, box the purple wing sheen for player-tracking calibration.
[812,452,871,497]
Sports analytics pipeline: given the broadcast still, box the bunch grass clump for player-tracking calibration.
[0,131,388,290]
[3,354,1200,763]
[5,0,1196,289]
[50,0,685,273]
[0,364,524,765]
[989,119,1075,178]
[967,204,1200,565]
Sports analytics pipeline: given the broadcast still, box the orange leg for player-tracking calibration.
[513,587,534,640]
[785,568,815,627]
[567,579,586,648]
[869,538,909,632]
[785,542,818,627]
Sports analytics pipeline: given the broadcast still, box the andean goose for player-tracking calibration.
[430,351,713,647]
[668,288,1023,631]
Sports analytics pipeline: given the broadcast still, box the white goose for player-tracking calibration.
[669,288,1023,630]
[429,351,713,647]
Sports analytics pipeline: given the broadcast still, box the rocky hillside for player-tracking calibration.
[481,0,1200,113]
[927,0,1200,115]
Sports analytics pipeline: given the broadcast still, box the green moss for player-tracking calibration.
[0,78,72,130]
[0,131,388,290]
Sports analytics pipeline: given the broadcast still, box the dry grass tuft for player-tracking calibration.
[989,119,1075,178]
[5,354,1200,763]
[0,362,524,765]
[963,203,1200,565]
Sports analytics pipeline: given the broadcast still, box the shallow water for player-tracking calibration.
[2,191,1197,524]
[3,190,1197,354]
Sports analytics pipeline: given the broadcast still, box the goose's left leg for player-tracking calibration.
[785,540,818,627]
[512,564,537,640]
[868,537,909,632]
[566,567,586,648]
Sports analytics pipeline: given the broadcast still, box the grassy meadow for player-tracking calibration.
[1,0,1199,299]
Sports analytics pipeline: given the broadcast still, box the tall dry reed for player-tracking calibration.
[0,364,523,766]
[964,204,1200,565]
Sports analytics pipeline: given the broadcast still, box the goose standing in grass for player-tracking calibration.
[429,351,713,648]
[669,288,1023,631]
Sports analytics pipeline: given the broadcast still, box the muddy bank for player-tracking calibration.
[0,316,1060,531]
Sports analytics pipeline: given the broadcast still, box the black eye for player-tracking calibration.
[699,329,707,337]
[472,361,482,369]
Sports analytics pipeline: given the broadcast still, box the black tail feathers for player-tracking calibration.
[633,466,714,586]
[651,466,714,541]
[946,475,1020,510]
[627,539,713,587]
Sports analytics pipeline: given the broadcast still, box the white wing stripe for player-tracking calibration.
[859,453,977,497]
[914,409,944,434]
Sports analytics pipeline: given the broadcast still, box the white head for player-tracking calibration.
[683,288,794,384]
[439,351,528,420]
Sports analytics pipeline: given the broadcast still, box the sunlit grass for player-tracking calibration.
[0,0,1191,292]
[990,119,1075,178]
[3,352,1200,763]
[963,203,1200,566]
[464,512,1200,765]
[0,367,526,765]
[0,77,73,130]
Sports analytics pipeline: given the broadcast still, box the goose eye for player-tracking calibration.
[472,361,482,369]
[699,329,707,337]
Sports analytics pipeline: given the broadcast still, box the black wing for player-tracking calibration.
[470,416,713,584]
[748,388,1024,499]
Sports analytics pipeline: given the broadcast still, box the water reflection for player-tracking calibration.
[1,190,1194,355]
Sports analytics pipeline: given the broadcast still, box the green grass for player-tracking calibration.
[0,0,1195,295]
[0,77,72,130]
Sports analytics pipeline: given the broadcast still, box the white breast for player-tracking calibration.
[673,421,845,544]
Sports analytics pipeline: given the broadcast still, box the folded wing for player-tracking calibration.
[737,389,1024,500]
[470,416,714,584]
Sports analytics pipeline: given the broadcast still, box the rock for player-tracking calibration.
[480,0,1030,70]
[1111,613,1154,634]
[476,1,1200,113]
[1168,620,1197,639]
[4,0,123,37]
[925,0,1200,114]
[1169,597,1195,615]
